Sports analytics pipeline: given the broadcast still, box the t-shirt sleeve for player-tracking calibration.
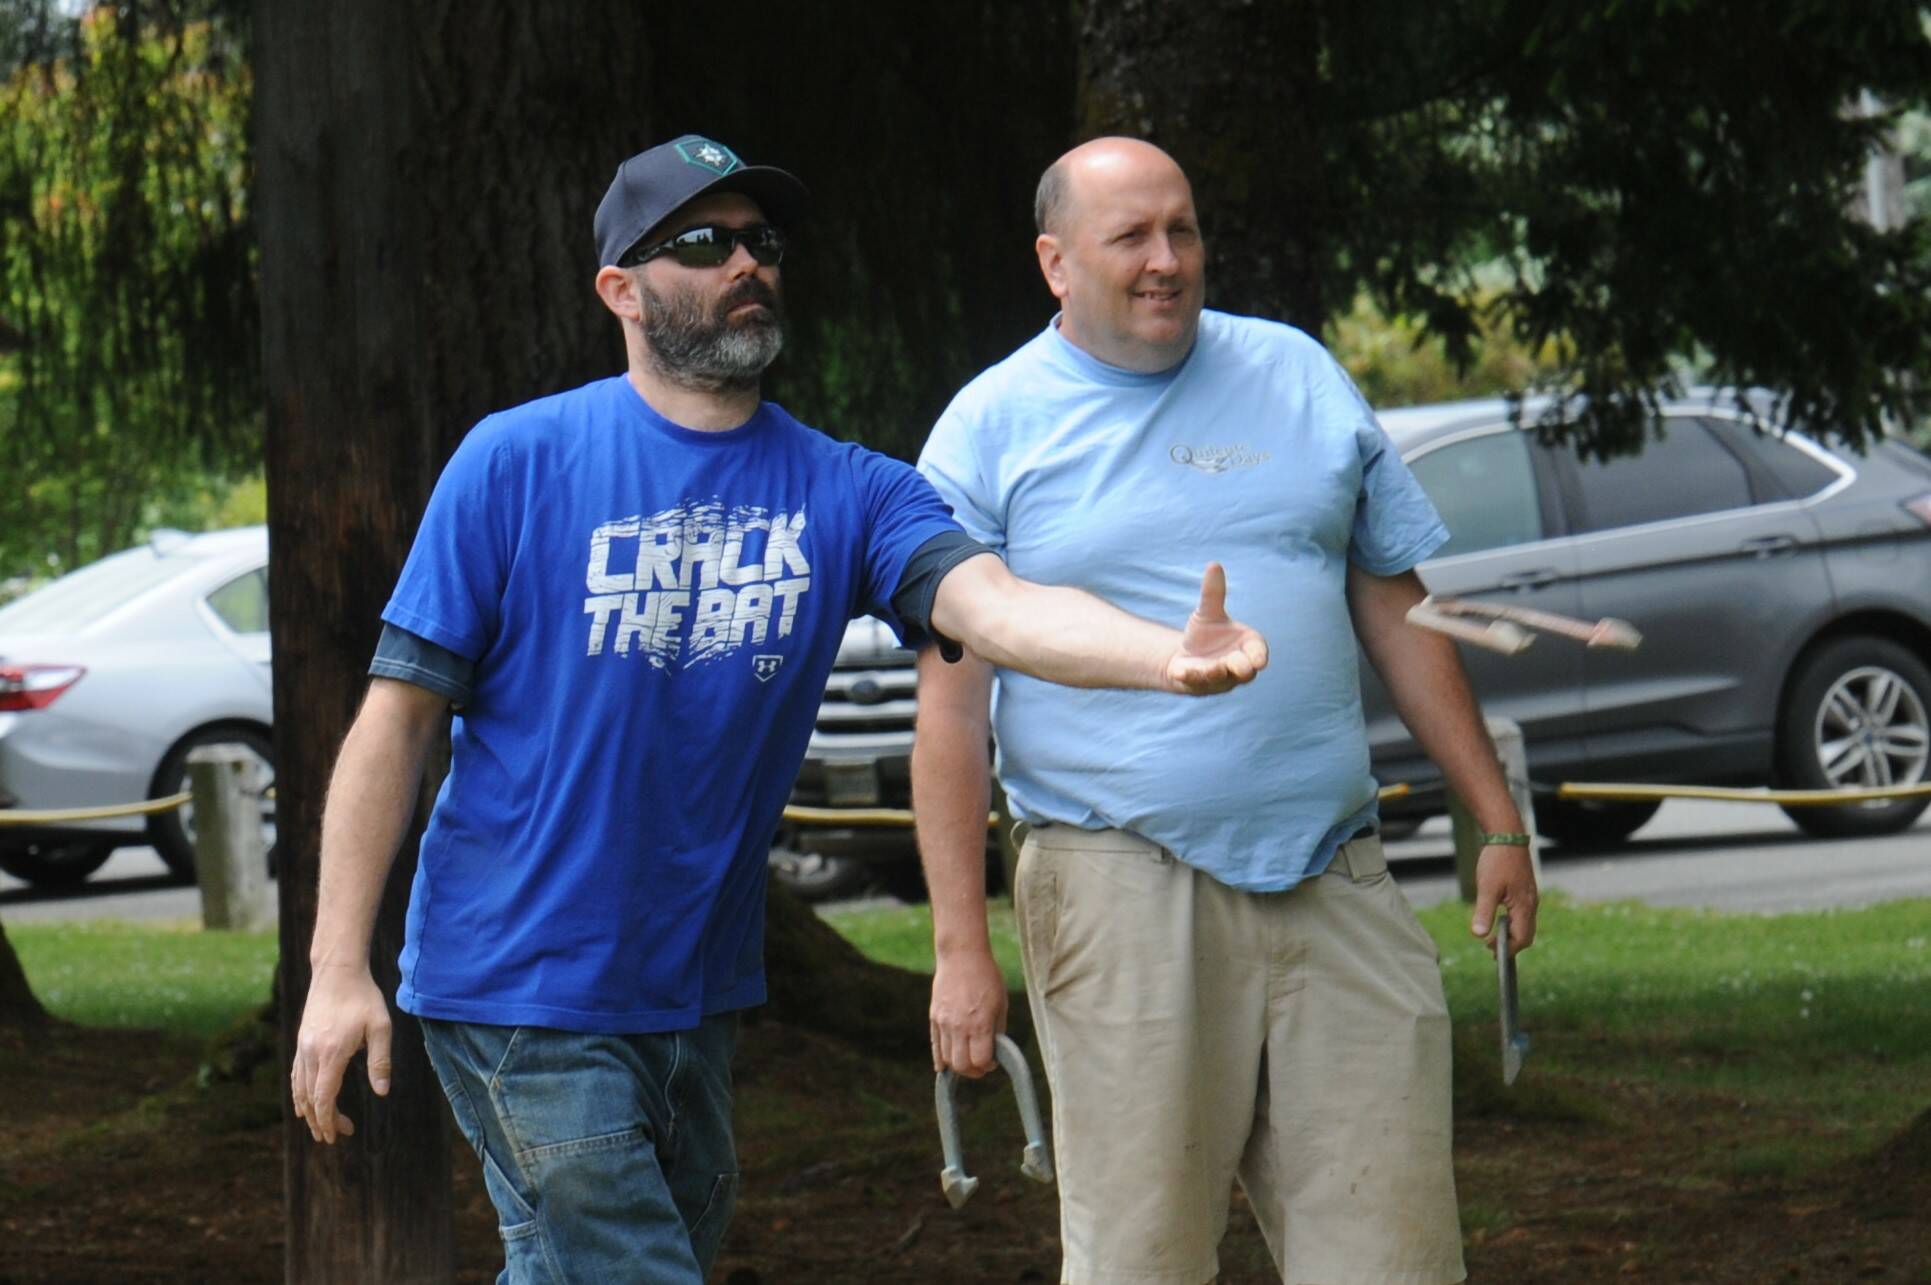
[854,448,967,646]
[915,400,1007,555]
[368,622,476,706]
[381,423,513,661]
[888,529,992,662]
[1318,356,1450,574]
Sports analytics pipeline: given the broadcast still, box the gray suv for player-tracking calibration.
[774,393,1931,896]
[1370,392,1931,844]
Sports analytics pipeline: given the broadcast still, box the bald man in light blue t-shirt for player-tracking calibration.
[913,138,1541,1285]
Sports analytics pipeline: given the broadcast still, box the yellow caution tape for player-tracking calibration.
[1558,781,1931,806]
[781,804,954,829]
[0,791,192,825]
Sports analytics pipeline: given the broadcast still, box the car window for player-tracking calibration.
[1710,420,1842,499]
[1570,417,1753,534]
[0,547,201,635]
[1407,429,1544,558]
[205,568,270,635]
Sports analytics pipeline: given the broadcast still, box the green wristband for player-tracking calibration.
[1481,831,1531,847]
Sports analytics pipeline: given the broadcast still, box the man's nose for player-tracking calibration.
[1145,233,1182,274]
[722,240,763,278]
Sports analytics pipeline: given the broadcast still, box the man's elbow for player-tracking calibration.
[357,680,450,753]
[930,557,1029,660]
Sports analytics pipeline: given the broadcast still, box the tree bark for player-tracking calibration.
[0,921,52,1028]
[255,4,647,1280]
[255,3,1072,1276]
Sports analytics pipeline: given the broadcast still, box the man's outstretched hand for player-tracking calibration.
[1166,563,1270,694]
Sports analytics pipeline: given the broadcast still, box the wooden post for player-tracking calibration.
[1450,716,1541,903]
[188,748,273,933]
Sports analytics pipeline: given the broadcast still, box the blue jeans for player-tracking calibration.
[421,1012,740,1284]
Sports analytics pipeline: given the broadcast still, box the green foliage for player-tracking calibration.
[1083,1,1931,457]
[0,4,256,578]
[8,918,275,1039]
[1324,289,1564,409]
[1901,103,1931,222]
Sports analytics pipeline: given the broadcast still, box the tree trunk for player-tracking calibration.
[759,872,1034,1059]
[0,921,52,1028]
[255,3,1071,1276]
[255,4,647,1280]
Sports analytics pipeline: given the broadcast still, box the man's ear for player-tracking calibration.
[1035,233,1070,302]
[594,265,643,322]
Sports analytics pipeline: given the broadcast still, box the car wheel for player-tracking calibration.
[1777,637,1931,839]
[768,842,873,902]
[1533,796,1662,847]
[0,839,116,888]
[149,726,277,882]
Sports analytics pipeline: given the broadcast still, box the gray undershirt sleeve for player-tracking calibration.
[370,622,475,707]
[889,530,992,663]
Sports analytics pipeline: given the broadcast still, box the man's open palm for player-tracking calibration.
[1167,562,1269,694]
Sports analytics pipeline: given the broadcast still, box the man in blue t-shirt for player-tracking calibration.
[914,138,1541,1284]
[285,134,1270,1283]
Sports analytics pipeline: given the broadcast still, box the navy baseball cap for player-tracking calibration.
[594,134,809,267]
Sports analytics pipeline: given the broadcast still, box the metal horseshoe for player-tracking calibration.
[934,1033,1054,1209]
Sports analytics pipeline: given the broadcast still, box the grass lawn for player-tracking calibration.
[6,918,277,1040]
[826,892,1931,1165]
[7,893,1931,1281]
[20,893,1926,1142]
[825,891,1931,1279]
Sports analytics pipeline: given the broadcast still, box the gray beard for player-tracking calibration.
[639,275,786,393]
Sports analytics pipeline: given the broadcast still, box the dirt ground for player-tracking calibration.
[2,1017,1926,1284]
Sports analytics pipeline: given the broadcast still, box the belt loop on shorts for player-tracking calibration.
[1332,828,1387,880]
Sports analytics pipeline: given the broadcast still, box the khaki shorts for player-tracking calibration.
[1013,826,1464,1285]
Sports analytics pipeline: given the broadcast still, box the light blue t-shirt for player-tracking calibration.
[385,376,958,1032]
[917,310,1448,892]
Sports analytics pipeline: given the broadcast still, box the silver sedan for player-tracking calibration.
[0,527,273,886]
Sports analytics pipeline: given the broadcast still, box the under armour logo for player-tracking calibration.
[752,654,784,682]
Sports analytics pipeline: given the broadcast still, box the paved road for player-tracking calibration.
[0,846,226,925]
[4,799,1926,924]
[1388,798,1931,913]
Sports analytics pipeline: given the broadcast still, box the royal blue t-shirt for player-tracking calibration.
[386,376,958,1033]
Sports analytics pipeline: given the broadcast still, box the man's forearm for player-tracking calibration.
[912,652,996,957]
[912,649,1011,1076]
[1351,569,1523,833]
[928,554,1264,695]
[1383,633,1523,830]
[946,578,1170,689]
[309,681,445,970]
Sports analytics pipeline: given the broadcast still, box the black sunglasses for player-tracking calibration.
[619,223,786,270]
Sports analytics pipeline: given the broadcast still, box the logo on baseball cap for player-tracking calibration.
[595,134,809,268]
